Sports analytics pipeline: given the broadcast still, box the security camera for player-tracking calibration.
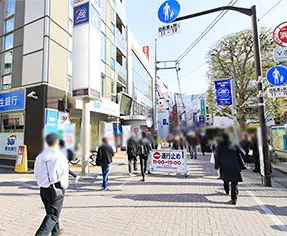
[27,91,38,100]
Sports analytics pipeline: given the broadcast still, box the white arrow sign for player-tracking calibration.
[274,46,287,63]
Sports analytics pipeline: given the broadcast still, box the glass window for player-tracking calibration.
[111,22,115,35]
[69,19,73,35]
[101,0,106,21]
[0,113,24,133]
[5,0,16,17]
[68,53,73,76]
[2,75,12,90]
[110,8,115,23]
[5,17,14,33]
[91,5,101,31]
[69,0,73,20]
[68,36,73,52]
[101,33,107,62]
[4,33,14,50]
[4,51,13,74]
[111,58,115,70]
[67,77,72,93]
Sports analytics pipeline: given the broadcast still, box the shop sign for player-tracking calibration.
[0,133,24,155]
[0,90,25,113]
[74,2,89,26]
[91,98,120,117]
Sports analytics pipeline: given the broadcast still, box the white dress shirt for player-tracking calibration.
[34,147,69,189]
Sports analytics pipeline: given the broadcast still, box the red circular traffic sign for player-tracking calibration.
[153,152,161,159]
[273,21,287,47]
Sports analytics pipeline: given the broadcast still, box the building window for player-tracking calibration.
[101,33,106,62]
[101,0,106,21]
[68,53,73,76]
[69,0,73,20]
[5,0,16,18]
[4,51,13,74]
[4,33,14,50]
[69,19,73,36]
[68,36,73,52]
[67,77,72,93]
[2,75,12,90]
[111,22,115,35]
[5,17,14,33]
[91,5,101,31]
[111,58,115,70]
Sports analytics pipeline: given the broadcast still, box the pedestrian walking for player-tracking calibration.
[214,133,246,205]
[186,132,200,159]
[59,139,80,183]
[198,132,208,156]
[153,131,162,149]
[138,132,152,182]
[249,133,260,173]
[127,134,138,176]
[96,138,114,190]
[34,133,69,236]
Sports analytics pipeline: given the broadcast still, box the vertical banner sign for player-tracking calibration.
[63,124,76,151]
[257,128,265,178]
[104,122,116,151]
[121,125,131,149]
[200,99,205,116]
[192,112,197,123]
[214,80,232,106]
[15,145,28,173]
[45,109,59,136]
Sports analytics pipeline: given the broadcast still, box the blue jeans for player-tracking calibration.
[101,164,110,188]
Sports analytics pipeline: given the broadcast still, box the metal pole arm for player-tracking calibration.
[174,6,252,22]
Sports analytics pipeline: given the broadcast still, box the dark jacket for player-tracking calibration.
[97,144,114,165]
[215,142,245,182]
[138,137,152,158]
[186,135,199,146]
[127,137,138,158]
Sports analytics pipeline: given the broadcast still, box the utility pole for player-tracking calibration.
[154,38,159,131]
[174,5,271,187]
[251,6,271,186]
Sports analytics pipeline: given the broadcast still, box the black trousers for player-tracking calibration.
[224,181,238,201]
[128,155,137,173]
[69,170,77,178]
[140,156,148,180]
[35,185,64,236]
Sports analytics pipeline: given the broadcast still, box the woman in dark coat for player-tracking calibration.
[215,133,246,205]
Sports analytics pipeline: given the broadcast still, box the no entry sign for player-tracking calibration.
[273,21,287,47]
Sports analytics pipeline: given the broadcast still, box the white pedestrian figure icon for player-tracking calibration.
[163,2,171,21]
[273,68,281,84]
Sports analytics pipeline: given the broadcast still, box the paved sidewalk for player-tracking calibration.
[0,154,287,236]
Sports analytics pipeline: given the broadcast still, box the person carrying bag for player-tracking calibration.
[34,133,69,236]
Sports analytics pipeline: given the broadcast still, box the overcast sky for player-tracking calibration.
[126,0,286,95]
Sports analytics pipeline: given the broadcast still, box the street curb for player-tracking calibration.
[272,165,287,175]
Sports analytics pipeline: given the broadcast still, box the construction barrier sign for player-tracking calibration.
[150,150,188,176]
[14,145,28,173]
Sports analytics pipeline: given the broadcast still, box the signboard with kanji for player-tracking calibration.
[267,86,287,98]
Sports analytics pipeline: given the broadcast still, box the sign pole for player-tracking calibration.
[82,97,90,174]
[154,38,159,131]
[251,6,271,187]
[231,77,239,144]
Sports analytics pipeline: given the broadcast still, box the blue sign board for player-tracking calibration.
[158,0,181,23]
[0,90,25,113]
[215,80,232,106]
[74,3,89,26]
[199,115,205,124]
[163,119,167,125]
[45,109,59,136]
[266,65,287,86]
[192,112,197,123]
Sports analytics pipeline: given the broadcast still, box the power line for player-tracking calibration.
[176,0,238,63]
[258,0,282,21]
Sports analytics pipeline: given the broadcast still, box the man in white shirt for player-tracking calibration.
[34,133,69,236]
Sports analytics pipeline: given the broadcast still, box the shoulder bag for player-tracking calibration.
[45,162,64,201]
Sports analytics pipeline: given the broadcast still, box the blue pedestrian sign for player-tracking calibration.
[214,80,232,106]
[266,65,287,86]
[158,0,181,23]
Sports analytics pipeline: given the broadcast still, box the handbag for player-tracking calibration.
[45,162,64,201]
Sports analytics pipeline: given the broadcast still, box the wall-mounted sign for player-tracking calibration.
[74,2,89,26]
[272,21,287,47]
[0,90,25,113]
[0,133,24,155]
